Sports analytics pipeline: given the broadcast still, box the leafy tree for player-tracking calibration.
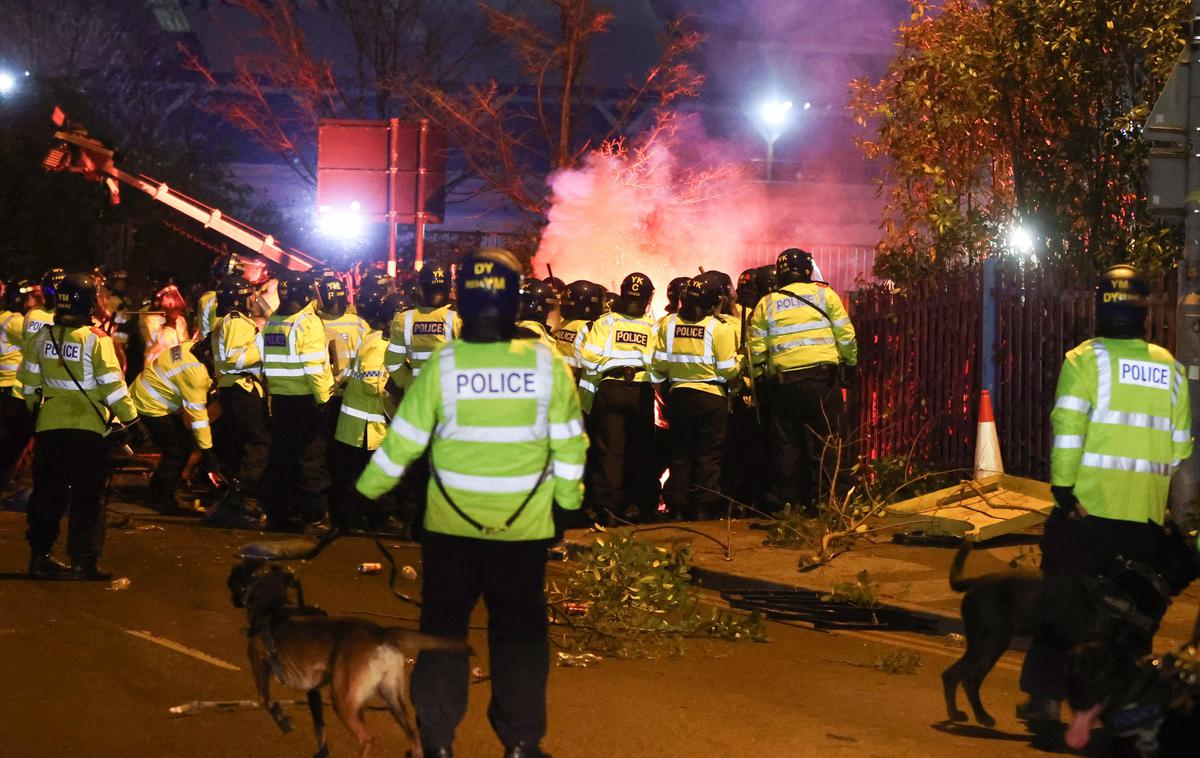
[850,0,1189,283]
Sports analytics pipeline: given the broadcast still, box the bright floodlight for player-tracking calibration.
[760,99,793,129]
[1007,223,1036,255]
[317,205,365,239]
[0,71,16,96]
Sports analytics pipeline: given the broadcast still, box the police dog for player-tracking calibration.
[228,558,471,758]
[940,525,1195,729]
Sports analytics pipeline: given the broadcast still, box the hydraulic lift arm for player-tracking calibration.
[42,108,320,272]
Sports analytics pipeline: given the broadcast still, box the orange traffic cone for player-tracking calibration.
[974,390,1004,479]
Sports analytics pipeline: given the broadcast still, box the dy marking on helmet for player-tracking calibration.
[456,248,522,321]
[1096,264,1150,338]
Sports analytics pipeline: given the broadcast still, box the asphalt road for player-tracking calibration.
[0,510,1078,757]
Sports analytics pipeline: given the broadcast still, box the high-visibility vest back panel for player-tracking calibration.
[19,324,137,434]
[0,310,25,389]
[335,331,394,450]
[131,342,213,449]
[650,314,741,396]
[261,303,333,401]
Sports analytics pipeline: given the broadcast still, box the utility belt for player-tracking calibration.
[773,362,839,385]
[601,366,641,382]
[669,379,727,395]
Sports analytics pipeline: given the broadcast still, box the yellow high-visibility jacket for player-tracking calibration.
[324,312,369,395]
[261,302,333,403]
[18,322,137,434]
[1050,337,1192,524]
[748,282,856,378]
[579,312,655,383]
[384,305,460,387]
[0,310,25,391]
[357,339,586,541]
[335,330,395,450]
[131,342,214,449]
[649,313,741,397]
[211,312,263,394]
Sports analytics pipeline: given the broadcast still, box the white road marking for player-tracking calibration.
[125,629,241,672]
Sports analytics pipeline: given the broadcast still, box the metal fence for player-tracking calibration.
[847,260,1178,479]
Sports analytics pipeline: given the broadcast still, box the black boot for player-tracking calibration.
[408,747,452,758]
[67,562,113,581]
[28,554,70,579]
[504,744,551,758]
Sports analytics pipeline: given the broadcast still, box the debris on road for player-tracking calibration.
[556,652,603,668]
[107,578,132,591]
[401,565,418,581]
[357,562,383,574]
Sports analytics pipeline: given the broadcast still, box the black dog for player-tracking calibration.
[941,523,1195,729]
[1066,640,1200,756]
[228,559,472,758]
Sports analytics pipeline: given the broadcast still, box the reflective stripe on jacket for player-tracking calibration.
[384,305,460,387]
[0,310,25,390]
[1050,337,1193,524]
[578,312,655,383]
[324,312,369,395]
[357,339,587,541]
[649,314,741,396]
[197,291,217,337]
[261,302,333,402]
[212,312,263,394]
[131,342,213,449]
[18,323,137,434]
[747,282,856,377]
[335,331,395,450]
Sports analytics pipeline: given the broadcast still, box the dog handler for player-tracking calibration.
[1018,264,1193,725]
[358,248,586,758]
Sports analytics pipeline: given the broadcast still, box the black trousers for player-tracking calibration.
[216,385,270,498]
[261,394,330,526]
[143,414,193,506]
[413,533,551,749]
[26,429,108,563]
[589,380,659,519]
[765,371,844,510]
[0,390,33,482]
[1020,513,1167,700]
[663,388,728,520]
[722,395,769,509]
[330,440,374,530]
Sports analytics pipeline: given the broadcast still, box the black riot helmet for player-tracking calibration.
[356,287,404,331]
[519,278,559,324]
[754,264,778,295]
[698,270,735,313]
[316,276,348,318]
[563,280,605,322]
[776,248,815,286]
[357,273,395,305]
[736,268,760,308]
[216,275,256,317]
[1096,264,1150,338]
[543,276,566,297]
[41,267,67,303]
[456,248,522,340]
[619,272,654,316]
[3,279,35,312]
[276,270,318,316]
[680,275,724,322]
[54,272,98,326]
[211,254,241,286]
[665,277,690,314]
[419,263,452,308]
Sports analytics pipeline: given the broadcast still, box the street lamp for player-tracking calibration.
[316,202,365,239]
[1006,223,1036,256]
[0,71,17,96]
[757,98,793,182]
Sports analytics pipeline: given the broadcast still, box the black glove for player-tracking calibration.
[840,363,857,389]
[1050,485,1078,518]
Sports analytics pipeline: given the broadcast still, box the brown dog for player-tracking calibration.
[228,558,471,758]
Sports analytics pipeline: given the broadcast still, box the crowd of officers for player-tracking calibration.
[0,246,857,582]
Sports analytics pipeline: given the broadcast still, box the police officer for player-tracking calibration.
[22,269,62,351]
[131,340,217,514]
[553,281,605,406]
[19,273,137,579]
[209,275,270,525]
[316,272,368,433]
[385,263,461,392]
[748,249,857,513]
[517,279,561,350]
[580,272,659,522]
[0,280,35,484]
[357,248,585,758]
[650,276,740,520]
[331,290,406,531]
[1016,264,1193,724]
[260,270,334,531]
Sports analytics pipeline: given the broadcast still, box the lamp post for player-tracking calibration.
[757,98,793,182]
[0,71,18,96]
